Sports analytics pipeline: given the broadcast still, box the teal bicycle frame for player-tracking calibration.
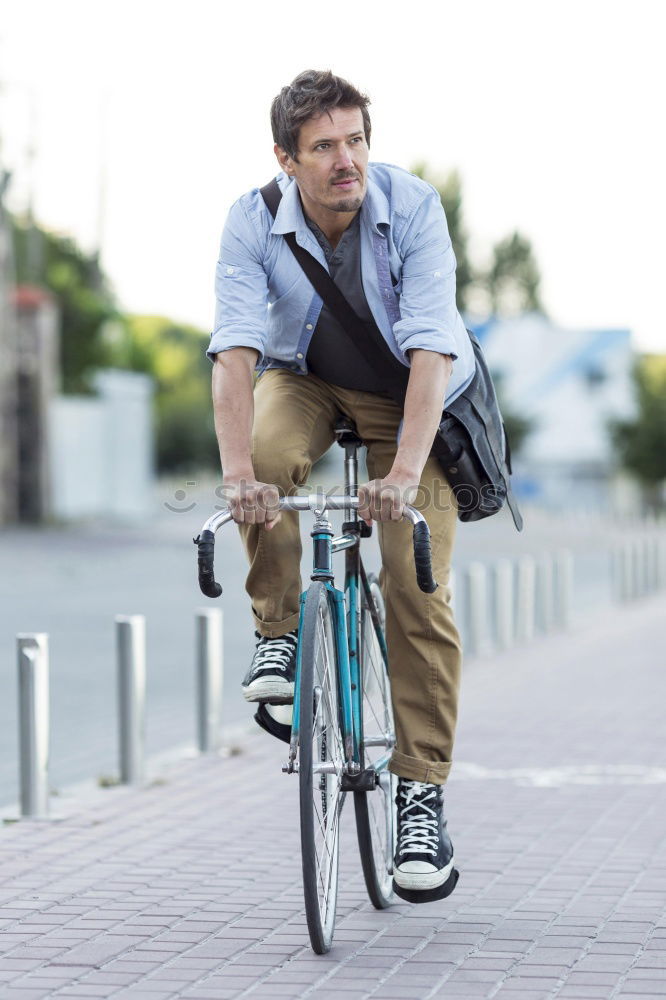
[195,426,435,785]
[286,425,391,785]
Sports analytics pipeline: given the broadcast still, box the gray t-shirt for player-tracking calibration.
[305,213,388,393]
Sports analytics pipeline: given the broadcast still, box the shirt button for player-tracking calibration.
[296,352,304,360]
[306,323,313,330]
[226,266,234,275]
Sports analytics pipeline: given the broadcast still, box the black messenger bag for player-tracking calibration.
[260,179,523,532]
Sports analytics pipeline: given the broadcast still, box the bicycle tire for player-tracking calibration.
[298,582,345,953]
[354,573,397,909]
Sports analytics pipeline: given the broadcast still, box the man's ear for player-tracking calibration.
[274,143,295,176]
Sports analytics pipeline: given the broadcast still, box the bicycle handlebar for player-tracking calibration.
[193,495,438,599]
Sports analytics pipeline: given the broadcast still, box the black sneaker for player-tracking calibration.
[242,630,298,705]
[393,778,459,903]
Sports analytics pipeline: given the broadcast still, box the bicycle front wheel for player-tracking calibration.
[354,572,397,908]
[298,582,345,954]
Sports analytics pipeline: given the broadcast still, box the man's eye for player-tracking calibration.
[316,143,330,151]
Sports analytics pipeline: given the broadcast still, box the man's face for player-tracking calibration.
[276,106,369,215]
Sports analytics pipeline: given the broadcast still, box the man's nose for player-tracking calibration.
[333,145,354,170]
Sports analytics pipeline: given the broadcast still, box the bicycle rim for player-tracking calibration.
[298,582,345,953]
[354,574,396,908]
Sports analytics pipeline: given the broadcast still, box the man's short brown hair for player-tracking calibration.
[270,69,371,161]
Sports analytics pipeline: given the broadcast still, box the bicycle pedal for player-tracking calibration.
[341,768,376,792]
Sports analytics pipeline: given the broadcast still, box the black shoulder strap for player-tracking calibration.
[259,178,408,403]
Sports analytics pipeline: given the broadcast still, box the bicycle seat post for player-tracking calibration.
[344,441,358,521]
[334,417,365,531]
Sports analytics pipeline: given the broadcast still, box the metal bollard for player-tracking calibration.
[631,536,646,598]
[657,537,666,590]
[642,536,653,594]
[450,567,467,649]
[115,615,146,785]
[640,535,653,594]
[17,634,50,818]
[613,542,633,602]
[535,553,555,634]
[196,609,223,753]
[464,562,490,658]
[449,567,457,609]
[554,549,573,629]
[492,559,514,651]
[515,556,536,643]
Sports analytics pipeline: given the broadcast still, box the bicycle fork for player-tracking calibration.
[284,507,358,776]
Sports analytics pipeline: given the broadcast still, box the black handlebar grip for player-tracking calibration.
[412,521,438,594]
[194,529,223,598]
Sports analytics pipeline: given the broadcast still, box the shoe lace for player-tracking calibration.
[251,631,297,675]
[397,780,440,857]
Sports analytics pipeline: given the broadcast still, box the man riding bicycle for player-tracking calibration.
[209,70,476,901]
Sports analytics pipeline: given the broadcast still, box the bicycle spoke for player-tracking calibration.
[299,583,343,952]
[314,787,342,915]
[354,577,396,909]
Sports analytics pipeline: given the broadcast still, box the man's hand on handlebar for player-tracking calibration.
[222,477,282,531]
[357,474,419,528]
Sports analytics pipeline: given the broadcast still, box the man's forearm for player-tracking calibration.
[390,349,452,479]
[212,348,258,480]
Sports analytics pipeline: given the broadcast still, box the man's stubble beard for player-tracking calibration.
[330,195,364,213]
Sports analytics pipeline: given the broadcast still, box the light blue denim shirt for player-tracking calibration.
[209,162,476,406]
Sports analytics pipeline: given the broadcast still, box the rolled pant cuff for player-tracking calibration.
[389,750,452,785]
[253,610,301,638]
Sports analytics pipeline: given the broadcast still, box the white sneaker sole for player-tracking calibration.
[242,678,295,705]
[393,857,456,891]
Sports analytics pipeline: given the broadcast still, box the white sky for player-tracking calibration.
[1,0,665,351]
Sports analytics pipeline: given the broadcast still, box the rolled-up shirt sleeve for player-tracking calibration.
[207,198,269,362]
[392,188,463,361]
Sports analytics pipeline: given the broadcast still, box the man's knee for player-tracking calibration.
[252,433,309,492]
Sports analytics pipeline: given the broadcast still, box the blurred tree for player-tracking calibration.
[108,315,218,473]
[12,216,117,392]
[486,231,543,317]
[412,165,473,311]
[609,354,666,511]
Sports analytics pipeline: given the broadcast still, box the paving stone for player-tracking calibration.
[1,598,666,998]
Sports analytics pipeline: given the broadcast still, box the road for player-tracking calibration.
[0,474,646,807]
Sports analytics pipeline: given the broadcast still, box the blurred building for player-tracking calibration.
[1,283,155,524]
[0,177,18,524]
[50,369,154,521]
[475,313,639,513]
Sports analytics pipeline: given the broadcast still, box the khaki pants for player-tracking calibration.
[239,369,462,784]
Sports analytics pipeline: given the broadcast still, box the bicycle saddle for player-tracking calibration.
[334,416,363,448]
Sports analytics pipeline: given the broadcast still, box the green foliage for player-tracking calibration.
[609,355,666,508]
[11,214,215,472]
[108,315,218,473]
[487,231,543,316]
[12,218,117,393]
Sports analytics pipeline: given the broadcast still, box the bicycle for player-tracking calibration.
[194,418,439,953]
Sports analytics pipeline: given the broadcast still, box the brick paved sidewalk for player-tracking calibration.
[1,595,665,1000]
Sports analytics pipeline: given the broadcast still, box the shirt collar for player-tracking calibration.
[269,168,390,237]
